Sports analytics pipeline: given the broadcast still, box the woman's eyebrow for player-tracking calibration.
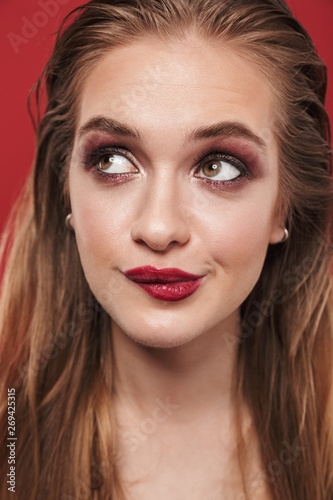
[77,116,141,140]
[188,122,266,149]
[77,116,266,149]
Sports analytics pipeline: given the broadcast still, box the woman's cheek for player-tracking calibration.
[202,199,275,271]
[71,177,127,251]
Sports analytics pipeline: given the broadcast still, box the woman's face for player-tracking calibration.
[69,36,284,348]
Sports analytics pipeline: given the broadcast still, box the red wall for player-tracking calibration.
[1,0,332,232]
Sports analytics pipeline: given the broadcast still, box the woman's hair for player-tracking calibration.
[0,0,332,498]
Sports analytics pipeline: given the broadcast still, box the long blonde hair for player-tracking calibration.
[0,1,332,499]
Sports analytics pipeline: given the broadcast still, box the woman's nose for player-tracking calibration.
[130,171,190,252]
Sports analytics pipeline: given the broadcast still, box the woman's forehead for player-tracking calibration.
[77,36,275,144]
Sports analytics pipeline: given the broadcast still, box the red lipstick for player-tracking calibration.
[123,266,204,301]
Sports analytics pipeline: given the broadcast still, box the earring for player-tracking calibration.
[65,213,73,230]
[281,227,289,242]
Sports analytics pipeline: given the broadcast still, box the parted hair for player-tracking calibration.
[0,1,332,499]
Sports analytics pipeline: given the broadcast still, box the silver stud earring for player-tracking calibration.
[281,227,289,242]
[65,213,73,230]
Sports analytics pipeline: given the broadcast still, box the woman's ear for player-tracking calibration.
[269,225,288,244]
[269,197,288,244]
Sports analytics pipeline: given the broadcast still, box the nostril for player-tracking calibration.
[134,238,180,253]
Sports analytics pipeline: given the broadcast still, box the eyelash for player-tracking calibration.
[83,145,250,187]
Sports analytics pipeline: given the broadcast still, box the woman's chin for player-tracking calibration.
[111,319,204,350]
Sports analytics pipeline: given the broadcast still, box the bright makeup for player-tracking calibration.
[123,266,204,301]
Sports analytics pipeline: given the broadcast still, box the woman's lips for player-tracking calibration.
[123,266,204,301]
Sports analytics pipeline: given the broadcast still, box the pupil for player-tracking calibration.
[100,156,113,169]
[99,155,113,171]
[203,161,221,177]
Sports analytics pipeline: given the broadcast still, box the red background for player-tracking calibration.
[1,0,333,233]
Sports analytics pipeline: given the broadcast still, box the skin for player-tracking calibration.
[69,35,283,498]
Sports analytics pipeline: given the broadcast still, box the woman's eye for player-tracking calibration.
[196,157,241,181]
[97,153,136,174]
